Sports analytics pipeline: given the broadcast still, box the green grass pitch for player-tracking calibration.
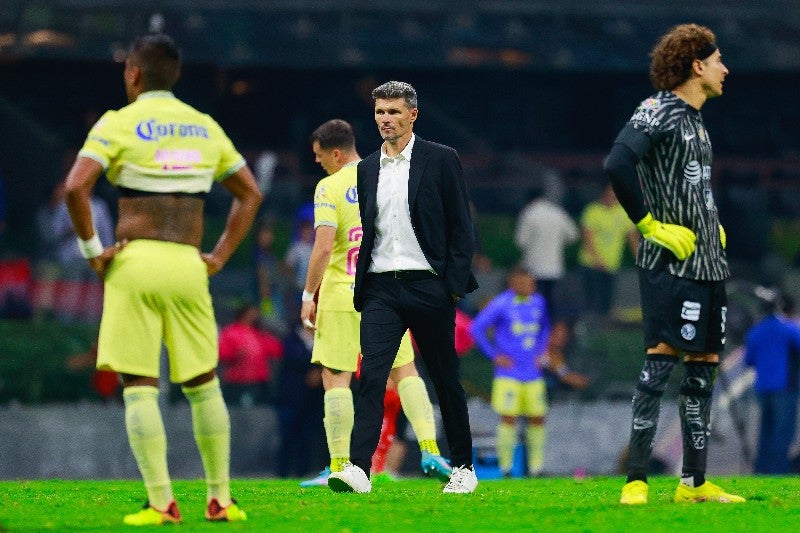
[1,476,796,531]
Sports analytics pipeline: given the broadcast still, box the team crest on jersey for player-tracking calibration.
[640,97,661,110]
[681,323,697,341]
[630,98,663,129]
[345,185,358,204]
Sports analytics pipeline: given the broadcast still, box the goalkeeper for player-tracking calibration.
[603,23,744,505]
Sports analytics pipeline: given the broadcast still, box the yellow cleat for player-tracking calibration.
[620,480,648,505]
[205,498,248,522]
[123,501,182,526]
[674,481,745,503]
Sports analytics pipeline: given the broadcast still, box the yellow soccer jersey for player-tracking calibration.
[78,91,245,193]
[314,163,362,311]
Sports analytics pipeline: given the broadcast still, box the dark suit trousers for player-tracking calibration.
[351,273,473,474]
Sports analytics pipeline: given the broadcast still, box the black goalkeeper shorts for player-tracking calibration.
[638,267,727,354]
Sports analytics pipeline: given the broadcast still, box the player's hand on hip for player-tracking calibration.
[88,239,127,280]
[201,253,224,276]
[636,213,696,260]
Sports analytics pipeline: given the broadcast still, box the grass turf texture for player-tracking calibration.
[1,476,794,531]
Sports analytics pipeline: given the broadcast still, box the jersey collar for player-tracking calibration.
[136,90,176,101]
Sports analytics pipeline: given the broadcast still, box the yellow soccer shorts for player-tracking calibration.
[311,309,414,372]
[97,239,218,383]
[491,377,549,417]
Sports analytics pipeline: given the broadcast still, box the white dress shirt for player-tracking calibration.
[369,134,433,273]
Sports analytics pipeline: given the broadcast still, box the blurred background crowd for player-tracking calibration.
[1,0,800,478]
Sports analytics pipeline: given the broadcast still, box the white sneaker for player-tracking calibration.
[328,462,372,493]
[443,465,478,493]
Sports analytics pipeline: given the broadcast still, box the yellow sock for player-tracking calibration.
[183,377,231,506]
[398,376,438,452]
[419,439,441,455]
[496,422,517,474]
[525,424,546,474]
[123,386,173,510]
[324,388,354,472]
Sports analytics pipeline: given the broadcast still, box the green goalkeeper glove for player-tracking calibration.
[719,224,727,249]
[635,213,696,260]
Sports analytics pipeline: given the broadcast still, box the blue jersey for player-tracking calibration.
[470,290,551,382]
[745,314,800,393]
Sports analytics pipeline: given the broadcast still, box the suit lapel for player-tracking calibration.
[364,152,381,222]
[408,138,429,213]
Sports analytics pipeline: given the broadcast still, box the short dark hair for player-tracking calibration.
[371,81,418,109]
[310,119,356,151]
[649,23,717,91]
[127,33,181,91]
[508,264,534,280]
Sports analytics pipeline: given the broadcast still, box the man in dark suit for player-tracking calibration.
[327,80,479,494]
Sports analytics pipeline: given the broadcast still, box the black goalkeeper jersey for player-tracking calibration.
[615,91,729,281]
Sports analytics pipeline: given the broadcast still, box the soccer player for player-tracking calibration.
[603,23,744,504]
[299,119,451,488]
[470,267,551,477]
[64,34,260,524]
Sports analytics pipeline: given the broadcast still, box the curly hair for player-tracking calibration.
[649,24,717,91]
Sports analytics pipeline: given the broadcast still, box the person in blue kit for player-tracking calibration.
[745,292,800,474]
[470,266,551,476]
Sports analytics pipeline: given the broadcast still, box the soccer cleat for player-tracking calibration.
[442,465,478,493]
[123,501,182,526]
[421,451,452,481]
[328,462,372,493]
[300,466,331,488]
[620,480,648,505]
[674,481,746,503]
[205,498,247,522]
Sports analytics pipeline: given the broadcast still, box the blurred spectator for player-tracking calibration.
[65,342,121,402]
[274,321,325,478]
[514,186,579,317]
[218,303,284,407]
[38,180,114,281]
[35,181,64,266]
[253,221,288,334]
[463,253,507,314]
[470,267,551,476]
[0,170,7,251]
[538,321,590,394]
[744,293,800,474]
[0,258,33,320]
[283,216,314,293]
[283,218,314,317]
[576,183,638,317]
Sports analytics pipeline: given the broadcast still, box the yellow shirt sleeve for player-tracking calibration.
[78,110,121,170]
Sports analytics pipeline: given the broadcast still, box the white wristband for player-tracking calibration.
[77,233,104,259]
[301,290,315,302]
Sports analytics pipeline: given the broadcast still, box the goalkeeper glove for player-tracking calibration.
[636,212,696,260]
[719,224,727,249]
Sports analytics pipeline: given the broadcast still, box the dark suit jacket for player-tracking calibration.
[353,136,478,312]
